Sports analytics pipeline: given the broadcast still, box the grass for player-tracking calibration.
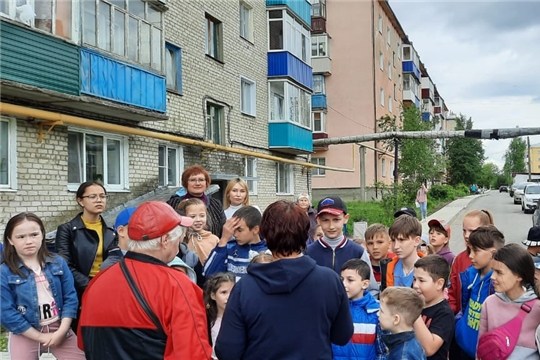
[0,327,7,352]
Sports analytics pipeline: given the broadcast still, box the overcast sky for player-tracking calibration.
[390,0,540,170]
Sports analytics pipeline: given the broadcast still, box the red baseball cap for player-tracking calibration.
[428,219,451,237]
[128,201,194,241]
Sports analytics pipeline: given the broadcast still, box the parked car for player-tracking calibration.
[509,184,517,197]
[534,202,540,226]
[522,184,540,214]
[514,182,535,205]
[499,185,508,192]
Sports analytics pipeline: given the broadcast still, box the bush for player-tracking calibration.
[455,183,470,197]
[428,184,456,201]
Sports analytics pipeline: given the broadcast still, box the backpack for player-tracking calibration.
[476,299,536,360]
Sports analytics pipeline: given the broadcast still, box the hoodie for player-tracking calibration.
[332,293,387,360]
[215,256,353,360]
[436,247,455,267]
[203,238,267,280]
[478,289,540,360]
[455,265,494,358]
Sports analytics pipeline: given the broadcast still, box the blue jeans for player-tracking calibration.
[419,202,427,219]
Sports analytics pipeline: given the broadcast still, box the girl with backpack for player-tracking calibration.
[477,243,540,360]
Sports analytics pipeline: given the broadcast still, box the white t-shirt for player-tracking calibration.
[34,269,59,326]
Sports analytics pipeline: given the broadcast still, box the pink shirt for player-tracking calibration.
[416,187,428,203]
[34,270,59,326]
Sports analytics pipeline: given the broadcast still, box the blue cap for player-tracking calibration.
[114,207,137,230]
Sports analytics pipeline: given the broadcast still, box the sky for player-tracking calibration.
[390,0,540,170]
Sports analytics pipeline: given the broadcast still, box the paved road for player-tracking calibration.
[448,191,533,255]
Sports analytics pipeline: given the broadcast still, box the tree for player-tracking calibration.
[503,137,527,178]
[478,163,499,189]
[446,115,485,186]
[378,105,442,184]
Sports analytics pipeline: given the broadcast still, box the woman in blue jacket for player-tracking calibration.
[1,212,84,359]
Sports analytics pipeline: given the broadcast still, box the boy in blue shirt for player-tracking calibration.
[332,259,387,360]
[203,205,267,281]
[379,287,426,360]
[305,196,378,296]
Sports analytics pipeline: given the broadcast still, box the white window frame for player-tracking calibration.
[205,13,223,61]
[381,158,386,177]
[311,0,326,18]
[311,35,329,58]
[389,161,394,178]
[394,83,397,98]
[379,52,384,71]
[389,96,393,113]
[158,145,183,187]
[268,80,311,130]
[380,88,385,107]
[0,117,17,191]
[276,163,294,195]
[388,62,392,79]
[311,157,326,176]
[240,76,256,116]
[67,127,129,192]
[206,102,225,144]
[386,27,391,46]
[313,74,325,94]
[239,1,253,42]
[312,111,326,133]
[245,157,258,195]
[268,10,311,64]
[378,15,382,33]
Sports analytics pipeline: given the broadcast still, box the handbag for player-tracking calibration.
[119,259,166,340]
[476,299,536,360]
[415,200,420,208]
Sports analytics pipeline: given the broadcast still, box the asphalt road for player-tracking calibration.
[448,191,534,255]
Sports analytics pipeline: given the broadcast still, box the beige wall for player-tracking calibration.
[531,146,540,173]
[312,0,403,192]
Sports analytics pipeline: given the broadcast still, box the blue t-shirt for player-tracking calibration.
[394,260,414,287]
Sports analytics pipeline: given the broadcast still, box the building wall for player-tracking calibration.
[0,1,310,233]
[531,146,540,172]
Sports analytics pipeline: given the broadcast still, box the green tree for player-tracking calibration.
[503,137,527,178]
[478,163,499,189]
[446,115,485,186]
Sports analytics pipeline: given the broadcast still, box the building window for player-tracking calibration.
[83,0,163,71]
[379,52,384,71]
[311,35,329,57]
[394,84,397,98]
[397,42,401,59]
[205,13,223,61]
[276,163,293,194]
[241,77,256,116]
[311,157,326,176]
[313,75,326,94]
[398,74,402,90]
[386,27,391,46]
[388,62,392,79]
[380,88,385,107]
[269,81,310,129]
[389,96,393,113]
[206,102,225,144]
[403,46,411,61]
[312,0,327,17]
[67,129,128,191]
[1,0,75,40]
[165,43,182,93]
[158,145,183,187]
[239,2,253,42]
[403,75,410,90]
[389,160,394,178]
[378,15,382,33]
[312,112,326,132]
[268,10,310,63]
[0,117,17,190]
[393,51,396,67]
[245,157,258,195]
[381,158,386,177]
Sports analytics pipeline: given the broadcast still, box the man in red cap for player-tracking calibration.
[77,201,212,360]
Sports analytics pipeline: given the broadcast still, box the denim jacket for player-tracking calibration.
[381,331,426,360]
[0,255,79,334]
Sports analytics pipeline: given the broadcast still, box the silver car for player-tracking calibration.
[522,184,540,213]
[514,182,535,205]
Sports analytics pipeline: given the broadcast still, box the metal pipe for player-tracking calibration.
[0,102,355,172]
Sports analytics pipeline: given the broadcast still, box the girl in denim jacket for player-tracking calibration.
[0,212,85,359]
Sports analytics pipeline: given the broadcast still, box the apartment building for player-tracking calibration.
[0,0,314,232]
[420,64,449,154]
[530,145,540,172]
[310,0,406,201]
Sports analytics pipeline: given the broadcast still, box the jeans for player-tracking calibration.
[419,202,427,219]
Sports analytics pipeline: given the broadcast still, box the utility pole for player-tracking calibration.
[528,136,532,182]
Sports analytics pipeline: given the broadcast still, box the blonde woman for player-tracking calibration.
[223,178,260,219]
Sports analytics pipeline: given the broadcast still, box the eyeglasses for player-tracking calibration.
[81,194,110,201]
[188,177,206,183]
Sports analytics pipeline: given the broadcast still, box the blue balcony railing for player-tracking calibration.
[269,122,313,153]
[402,61,421,80]
[266,0,311,26]
[312,94,327,109]
[268,52,313,90]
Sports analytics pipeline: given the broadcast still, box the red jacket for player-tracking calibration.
[448,250,472,314]
[78,252,212,360]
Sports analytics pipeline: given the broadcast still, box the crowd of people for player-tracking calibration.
[2,168,540,360]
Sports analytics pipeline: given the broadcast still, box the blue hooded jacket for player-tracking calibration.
[332,292,387,360]
[215,255,353,360]
[455,265,494,358]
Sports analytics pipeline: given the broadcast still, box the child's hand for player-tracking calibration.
[220,217,239,246]
[41,329,68,347]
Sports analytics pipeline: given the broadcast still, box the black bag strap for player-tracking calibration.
[120,259,166,338]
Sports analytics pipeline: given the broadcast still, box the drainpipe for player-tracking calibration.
[0,102,355,172]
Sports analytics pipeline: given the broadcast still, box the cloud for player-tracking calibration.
[389,1,540,167]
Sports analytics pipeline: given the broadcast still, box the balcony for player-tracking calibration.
[422,112,432,121]
[402,61,421,81]
[80,48,166,113]
[266,0,312,26]
[312,56,331,75]
[311,17,326,33]
[434,106,441,114]
[269,122,313,154]
[312,94,327,109]
[0,20,79,96]
[403,90,420,108]
[268,52,313,90]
